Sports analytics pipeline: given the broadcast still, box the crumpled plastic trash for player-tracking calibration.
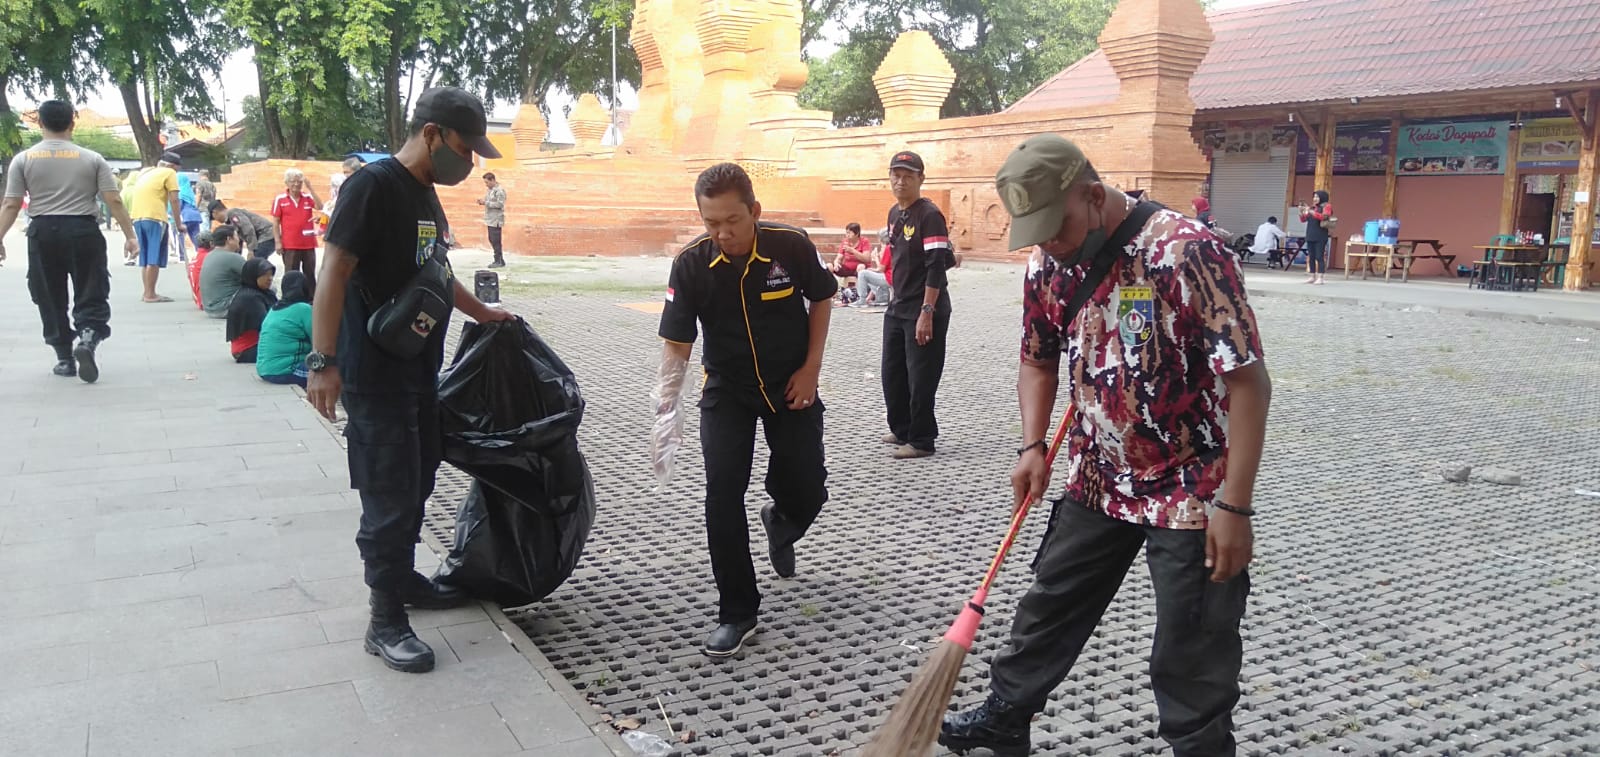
[432,318,595,607]
[621,729,673,757]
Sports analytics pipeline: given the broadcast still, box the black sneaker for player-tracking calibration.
[703,618,757,658]
[760,504,796,578]
[488,259,506,268]
[52,359,77,377]
[73,328,101,384]
[939,693,1033,756]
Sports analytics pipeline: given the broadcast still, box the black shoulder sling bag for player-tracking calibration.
[365,191,457,359]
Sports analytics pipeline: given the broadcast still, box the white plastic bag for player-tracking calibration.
[649,346,694,486]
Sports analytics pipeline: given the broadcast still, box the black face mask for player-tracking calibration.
[1055,198,1107,268]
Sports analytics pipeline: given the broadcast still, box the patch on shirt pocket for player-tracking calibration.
[760,286,794,301]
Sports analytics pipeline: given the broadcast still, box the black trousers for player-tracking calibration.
[26,216,111,357]
[342,391,442,592]
[699,393,828,623]
[487,226,504,261]
[881,311,949,451]
[990,500,1249,756]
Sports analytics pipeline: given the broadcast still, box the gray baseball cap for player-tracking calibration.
[994,134,1091,251]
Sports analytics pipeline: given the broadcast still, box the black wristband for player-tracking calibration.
[1016,440,1047,458]
[1211,500,1255,517]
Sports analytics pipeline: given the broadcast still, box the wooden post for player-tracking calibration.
[1499,126,1522,235]
[1566,90,1598,291]
[1315,113,1336,193]
[1284,123,1300,217]
[1382,117,1401,218]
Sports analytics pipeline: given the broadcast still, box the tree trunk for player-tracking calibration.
[381,23,406,151]
[119,78,162,165]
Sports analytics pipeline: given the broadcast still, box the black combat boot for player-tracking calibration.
[939,693,1034,756]
[396,571,469,610]
[72,328,101,384]
[364,590,435,673]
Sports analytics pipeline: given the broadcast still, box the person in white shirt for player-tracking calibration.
[1249,216,1287,262]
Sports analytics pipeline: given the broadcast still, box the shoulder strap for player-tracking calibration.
[1062,200,1165,325]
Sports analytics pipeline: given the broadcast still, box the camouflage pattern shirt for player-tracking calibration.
[1021,204,1262,530]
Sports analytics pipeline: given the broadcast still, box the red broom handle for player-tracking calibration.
[978,412,1072,595]
[942,410,1072,650]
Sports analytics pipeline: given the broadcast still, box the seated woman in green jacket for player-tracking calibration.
[256,271,313,386]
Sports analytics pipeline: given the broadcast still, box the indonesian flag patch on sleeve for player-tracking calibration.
[923,235,952,252]
[665,286,675,302]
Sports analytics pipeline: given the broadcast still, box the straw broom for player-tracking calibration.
[862,414,1072,757]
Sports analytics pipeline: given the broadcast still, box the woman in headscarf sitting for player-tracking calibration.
[256,271,314,387]
[226,258,277,363]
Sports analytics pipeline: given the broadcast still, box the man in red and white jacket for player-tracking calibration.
[272,168,322,294]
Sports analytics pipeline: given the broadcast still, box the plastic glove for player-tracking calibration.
[649,345,694,486]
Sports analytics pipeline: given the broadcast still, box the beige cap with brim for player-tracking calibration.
[994,134,1091,251]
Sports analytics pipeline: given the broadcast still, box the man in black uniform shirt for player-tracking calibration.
[305,87,514,674]
[881,150,954,459]
[655,163,836,658]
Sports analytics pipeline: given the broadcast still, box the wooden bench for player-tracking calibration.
[1394,239,1455,276]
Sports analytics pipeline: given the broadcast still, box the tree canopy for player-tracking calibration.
[800,0,1115,126]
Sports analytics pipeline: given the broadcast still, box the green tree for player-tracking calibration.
[800,0,1114,126]
[0,0,95,177]
[339,0,464,150]
[20,127,141,160]
[449,0,640,120]
[226,0,350,157]
[80,0,230,164]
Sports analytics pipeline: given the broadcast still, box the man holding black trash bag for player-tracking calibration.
[652,162,836,659]
[305,86,514,675]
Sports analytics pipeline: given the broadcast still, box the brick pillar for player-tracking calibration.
[871,31,955,125]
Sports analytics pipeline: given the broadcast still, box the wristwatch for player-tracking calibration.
[305,351,338,372]
[920,304,936,314]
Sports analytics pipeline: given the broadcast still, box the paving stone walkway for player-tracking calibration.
[426,252,1599,756]
[0,228,620,757]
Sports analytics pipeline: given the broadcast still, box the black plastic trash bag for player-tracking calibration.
[433,317,595,607]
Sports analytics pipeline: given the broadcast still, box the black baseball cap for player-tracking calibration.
[160,151,183,167]
[889,150,924,173]
[413,86,502,159]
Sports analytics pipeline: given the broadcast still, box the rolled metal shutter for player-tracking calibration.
[1207,151,1292,238]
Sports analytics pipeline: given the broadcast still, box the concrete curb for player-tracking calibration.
[297,386,631,757]
[1246,287,1600,330]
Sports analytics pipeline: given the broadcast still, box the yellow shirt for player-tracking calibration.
[128,166,179,221]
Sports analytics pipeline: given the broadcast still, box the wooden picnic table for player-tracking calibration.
[1343,239,1410,281]
[1469,244,1546,291]
[1395,238,1455,275]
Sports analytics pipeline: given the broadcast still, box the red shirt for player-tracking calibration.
[271,192,318,250]
[881,244,893,285]
[1021,205,1262,530]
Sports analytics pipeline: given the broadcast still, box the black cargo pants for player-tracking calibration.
[342,391,442,593]
[699,390,828,624]
[988,499,1251,757]
[26,215,111,358]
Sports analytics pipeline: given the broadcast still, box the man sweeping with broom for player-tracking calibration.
[863,134,1270,756]
[935,135,1271,755]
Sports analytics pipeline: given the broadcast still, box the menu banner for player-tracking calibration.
[1295,123,1391,175]
[1517,117,1581,169]
[1396,120,1508,176]
[1202,124,1296,162]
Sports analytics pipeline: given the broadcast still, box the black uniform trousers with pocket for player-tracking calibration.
[988,499,1250,757]
[881,311,949,451]
[699,389,828,624]
[342,391,442,593]
[26,216,111,357]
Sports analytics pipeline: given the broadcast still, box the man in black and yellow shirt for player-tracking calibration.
[656,163,836,658]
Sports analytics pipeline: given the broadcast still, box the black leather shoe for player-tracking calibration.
[73,328,101,384]
[52,359,77,377]
[703,618,757,658]
[488,259,506,268]
[760,504,796,578]
[939,693,1033,756]
[364,591,435,673]
[397,571,469,610]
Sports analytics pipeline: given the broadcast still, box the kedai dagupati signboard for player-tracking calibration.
[1396,120,1509,176]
